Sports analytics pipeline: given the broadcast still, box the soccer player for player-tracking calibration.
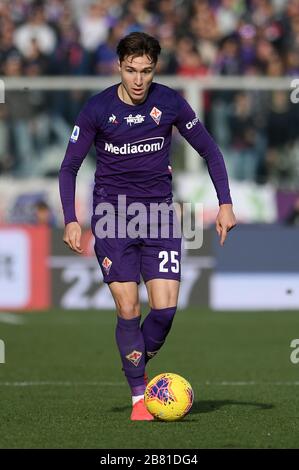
[59,32,236,421]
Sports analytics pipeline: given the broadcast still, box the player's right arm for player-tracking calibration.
[59,100,97,253]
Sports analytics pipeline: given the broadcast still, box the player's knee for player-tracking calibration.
[151,301,176,309]
[150,297,178,309]
[117,302,141,319]
[148,283,179,309]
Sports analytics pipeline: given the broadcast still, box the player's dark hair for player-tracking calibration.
[116,32,161,64]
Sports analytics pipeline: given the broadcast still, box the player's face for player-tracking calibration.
[118,55,156,105]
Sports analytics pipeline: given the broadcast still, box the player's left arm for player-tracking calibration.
[174,93,236,245]
[215,203,236,246]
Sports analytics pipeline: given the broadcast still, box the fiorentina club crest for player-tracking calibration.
[126,350,143,367]
[102,257,112,275]
[150,106,162,125]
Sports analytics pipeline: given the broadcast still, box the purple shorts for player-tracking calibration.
[91,199,181,284]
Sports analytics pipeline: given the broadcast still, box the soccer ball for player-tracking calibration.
[144,373,194,421]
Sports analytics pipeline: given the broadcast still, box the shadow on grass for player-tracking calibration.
[191,399,274,414]
[110,399,274,416]
[111,405,131,413]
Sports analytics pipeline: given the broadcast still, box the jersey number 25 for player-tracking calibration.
[158,251,179,273]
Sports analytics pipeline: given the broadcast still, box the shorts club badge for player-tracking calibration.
[102,257,112,275]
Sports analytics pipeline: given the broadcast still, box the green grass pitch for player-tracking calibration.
[0,307,299,448]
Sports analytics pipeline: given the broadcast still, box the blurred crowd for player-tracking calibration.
[0,0,299,188]
[1,0,299,77]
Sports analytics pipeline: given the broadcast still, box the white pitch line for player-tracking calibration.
[205,381,299,386]
[205,381,257,386]
[1,380,299,387]
[0,313,25,325]
[0,381,126,387]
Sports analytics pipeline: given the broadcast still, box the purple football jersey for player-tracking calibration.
[59,83,232,225]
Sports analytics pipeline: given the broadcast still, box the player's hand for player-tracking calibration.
[216,204,236,246]
[63,221,83,254]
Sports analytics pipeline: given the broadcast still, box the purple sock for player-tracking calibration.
[141,306,177,364]
[115,316,146,396]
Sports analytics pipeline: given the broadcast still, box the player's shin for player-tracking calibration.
[141,306,177,364]
[115,316,146,401]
